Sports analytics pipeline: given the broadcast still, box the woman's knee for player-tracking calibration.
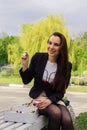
[62,114,73,126]
[47,104,61,120]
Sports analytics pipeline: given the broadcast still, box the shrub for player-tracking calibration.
[0,65,14,76]
[74,112,87,130]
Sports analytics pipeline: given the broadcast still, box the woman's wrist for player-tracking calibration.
[22,67,28,72]
[47,99,52,104]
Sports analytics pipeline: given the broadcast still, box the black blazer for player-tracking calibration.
[19,53,72,104]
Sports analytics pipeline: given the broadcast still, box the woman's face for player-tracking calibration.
[47,35,61,59]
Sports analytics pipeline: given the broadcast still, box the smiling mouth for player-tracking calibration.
[49,50,55,54]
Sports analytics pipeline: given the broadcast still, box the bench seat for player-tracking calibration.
[0,109,47,130]
[0,103,75,130]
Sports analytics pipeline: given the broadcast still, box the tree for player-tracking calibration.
[6,15,71,75]
[19,15,70,61]
[72,31,87,74]
[0,35,19,64]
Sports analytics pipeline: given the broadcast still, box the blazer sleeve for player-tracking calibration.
[49,91,64,104]
[19,53,37,84]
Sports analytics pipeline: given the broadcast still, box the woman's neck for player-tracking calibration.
[48,56,57,63]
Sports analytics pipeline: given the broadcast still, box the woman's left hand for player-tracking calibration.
[36,99,52,109]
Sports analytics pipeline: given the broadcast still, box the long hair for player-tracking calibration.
[49,32,68,93]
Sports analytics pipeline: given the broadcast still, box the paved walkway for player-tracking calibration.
[66,92,87,116]
[0,86,87,116]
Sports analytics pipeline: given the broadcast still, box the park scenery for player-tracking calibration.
[0,15,87,130]
[0,15,87,86]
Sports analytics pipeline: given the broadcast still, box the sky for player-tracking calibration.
[0,0,87,38]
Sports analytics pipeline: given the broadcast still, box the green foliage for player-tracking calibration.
[0,15,87,76]
[6,15,70,73]
[75,112,87,130]
[69,40,76,65]
[0,35,19,64]
[0,37,8,63]
[75,47,87,71]
[71,78,87,86]
[19,15,70,60]
[70,31,87,73]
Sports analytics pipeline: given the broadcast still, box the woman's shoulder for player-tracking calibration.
[68,61,72,68]
[33,52,48,58]
[67,61,72,72]
[31,52,48,62]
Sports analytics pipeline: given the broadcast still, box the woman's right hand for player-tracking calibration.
[21,52,29,72]
[33,99,52,109]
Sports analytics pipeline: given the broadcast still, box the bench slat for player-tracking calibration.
[28,116,47,130]
[0,109,47,130]
[0,122,14,129]
[0,115,4,120]
[0,120,4,124]
[15,124,32,130]
[15,116,47,130]
[3,122,24,130]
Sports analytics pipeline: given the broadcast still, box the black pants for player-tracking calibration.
[39,104,74,130]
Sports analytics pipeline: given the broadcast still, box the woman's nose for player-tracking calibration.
[50,43,54,48]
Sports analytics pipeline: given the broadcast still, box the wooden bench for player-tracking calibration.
[0,103,75,130]
[0,108,48,130]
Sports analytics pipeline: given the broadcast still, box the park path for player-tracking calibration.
[66,92,87,116]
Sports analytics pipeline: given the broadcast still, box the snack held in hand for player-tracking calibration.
[22,52,29,60]
[33,100,40,106]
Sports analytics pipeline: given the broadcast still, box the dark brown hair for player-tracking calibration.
[49,32,68,93]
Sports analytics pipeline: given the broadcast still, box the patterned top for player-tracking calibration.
[42,60,57,83]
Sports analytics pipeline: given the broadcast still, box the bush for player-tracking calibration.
[0,65,14,76]
[70,77,87,86]
[71,78,79,85]
[79,79,87,86]
[74,112,87,130]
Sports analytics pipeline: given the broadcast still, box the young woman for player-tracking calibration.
[20,32,74,130]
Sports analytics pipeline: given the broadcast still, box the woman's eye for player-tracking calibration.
[48,41,52,45]
[54,43,59,46]
[54,43,61,46]
[48,41,61,46]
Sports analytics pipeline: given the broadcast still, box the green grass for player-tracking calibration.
[0,75,33,86]
[74,112,87,130]
[0,75,87,92]
[0,75,22,84]
[67,85,87,92]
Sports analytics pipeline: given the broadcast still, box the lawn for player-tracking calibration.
[0,75,22,84]
[67,85,87,92]
[0,75,33,86]
[0,75,87,92]
[74,112,87,130]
